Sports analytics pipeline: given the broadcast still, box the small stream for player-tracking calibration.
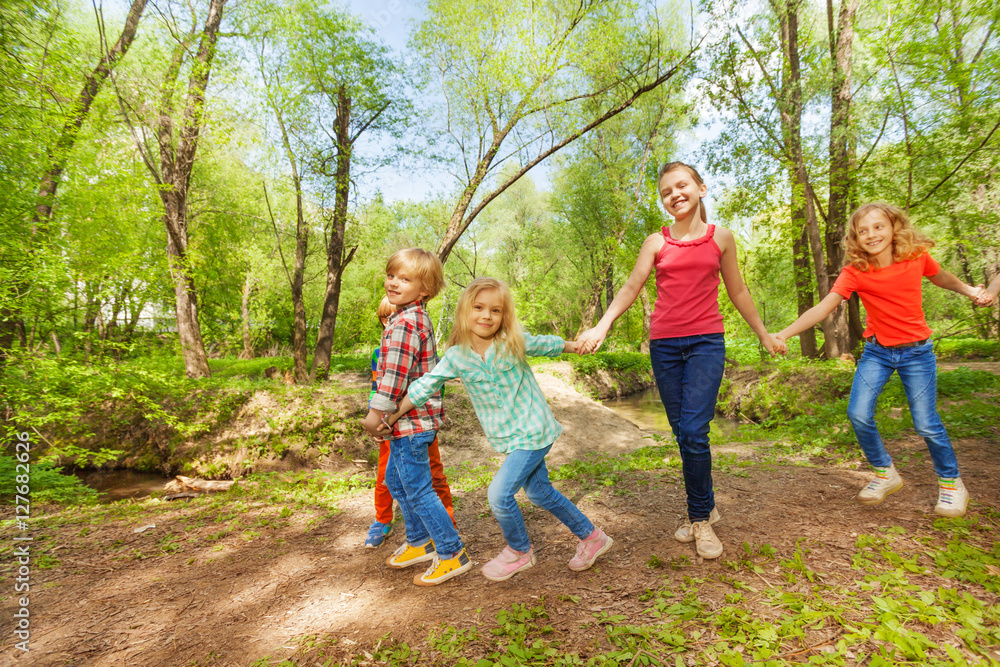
[75,470,171,503]
[603,385,742,438]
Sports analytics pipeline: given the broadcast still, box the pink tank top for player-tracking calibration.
[649,224,725,340]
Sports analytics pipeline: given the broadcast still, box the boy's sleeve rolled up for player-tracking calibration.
[369,318,422,413]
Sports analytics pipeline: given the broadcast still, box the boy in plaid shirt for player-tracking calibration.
[361,248,470,586]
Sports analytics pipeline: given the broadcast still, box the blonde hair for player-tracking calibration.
[385,248,445,300]
[658,161,708,223]
[447,278,526,362]
[376,295,395,321]
[845,203,935,271]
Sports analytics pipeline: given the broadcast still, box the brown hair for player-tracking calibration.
[385,248,445,300]
[845,203,934,271]
[658,161,707,223]
[447,277,526,361]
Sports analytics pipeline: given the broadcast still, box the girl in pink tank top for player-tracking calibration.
[578,162,784,562]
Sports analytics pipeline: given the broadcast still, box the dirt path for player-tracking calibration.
[2,367,998,666]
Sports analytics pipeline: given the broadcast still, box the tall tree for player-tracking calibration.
[2,0,148,363]
[705,0,860,357]
[117,0,228,378]
[414,0,699,265]
[289,5,409,381]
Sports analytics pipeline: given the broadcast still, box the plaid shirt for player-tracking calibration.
[369,302,444,437]
[407,333,565,454]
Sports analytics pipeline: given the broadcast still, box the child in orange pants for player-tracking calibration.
[366,297,455,548]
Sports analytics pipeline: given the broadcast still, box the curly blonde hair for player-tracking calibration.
[447,278,526,362]
[845,203,935,271]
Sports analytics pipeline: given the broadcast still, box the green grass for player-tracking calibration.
[275,516,1000,665]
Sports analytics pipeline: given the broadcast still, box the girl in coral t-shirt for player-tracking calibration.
[774,202,986,517]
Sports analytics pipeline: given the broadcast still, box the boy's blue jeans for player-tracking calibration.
[847,339,960,478]
[487,445,594,554]
[650,334,726,522]
[385,431,463,557]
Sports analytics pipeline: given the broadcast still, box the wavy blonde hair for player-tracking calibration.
[447,277,526,362]
[845,202,935,271]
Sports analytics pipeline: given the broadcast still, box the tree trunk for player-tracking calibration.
[33,0,148,229]
[639,285,651,354]
[152,0,226,379]
[239,270,255,360]
[0,0,148,370]
[792,224,819,358]
[778,0,840,358]
[823,0,860,358]
[312,87,357,381]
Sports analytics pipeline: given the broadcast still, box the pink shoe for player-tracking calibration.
[568,528,613,571]
[482,546,535,581]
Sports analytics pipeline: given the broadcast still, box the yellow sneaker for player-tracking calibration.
[413,548,472,586]
[386,540,435,569]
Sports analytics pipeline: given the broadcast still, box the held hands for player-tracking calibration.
[576,327,607,355]
[971,284,996,307]
[762,332,788,356]
[361,409,392,440]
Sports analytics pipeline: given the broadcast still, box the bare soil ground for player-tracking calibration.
[2,365,998,666]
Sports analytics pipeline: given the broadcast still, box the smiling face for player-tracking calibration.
[467,288,504,345]
[658,167,707,221]
[384,267,428,307]
[854,210,896,266]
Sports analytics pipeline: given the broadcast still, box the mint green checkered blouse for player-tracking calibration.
[407,333,565,454]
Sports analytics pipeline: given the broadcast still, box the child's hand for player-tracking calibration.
[971,284,996,306]
[576,328,606,355]
[361,409,387,439]
[760,333,787,356]
[563,340,579,354]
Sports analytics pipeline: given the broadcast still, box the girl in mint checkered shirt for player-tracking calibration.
[387,278,613,582]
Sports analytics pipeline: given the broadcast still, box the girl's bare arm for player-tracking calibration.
[927,269,982,300]
[715,227,785,355]
[577,232,661,353]
[775,292,846,341]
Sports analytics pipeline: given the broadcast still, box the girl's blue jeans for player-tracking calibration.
[650,334,726,522]
[487,445,595,553]
[385,430,463,557]
[847,339,959,478]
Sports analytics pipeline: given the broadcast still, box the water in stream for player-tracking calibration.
[75,470,171,503]
[603,385,741,439]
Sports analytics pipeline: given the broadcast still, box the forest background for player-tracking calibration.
[2,1,1000,664]
[2,0,999,487]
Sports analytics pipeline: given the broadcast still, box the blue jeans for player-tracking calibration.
[487,445,595,553]
[847,340,959,478]
[385,431,463,557]
[650,334,726,521]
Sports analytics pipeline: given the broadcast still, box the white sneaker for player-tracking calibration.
[691,520,723,559]
[674,507,720,543]
[857,465,903,506]
[934,478,969,517]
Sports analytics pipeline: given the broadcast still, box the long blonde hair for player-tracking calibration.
[845,203,934,271]
[447,278,526,361]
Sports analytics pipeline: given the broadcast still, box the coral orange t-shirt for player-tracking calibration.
[830,252,940,346]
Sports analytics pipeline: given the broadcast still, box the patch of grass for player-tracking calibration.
[935,338,1000,361]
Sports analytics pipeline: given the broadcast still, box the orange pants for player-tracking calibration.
[376,437,455,526]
